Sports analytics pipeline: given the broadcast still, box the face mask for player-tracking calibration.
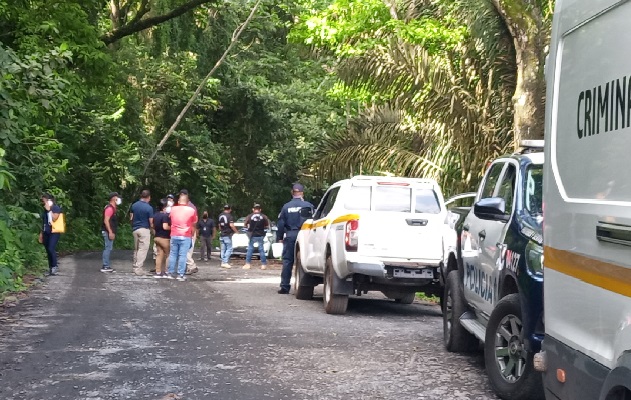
[167,200,174,207]
[116,198,122,206]
[165,206,172,213]
[203,214,208,219]
[47,200,53,207]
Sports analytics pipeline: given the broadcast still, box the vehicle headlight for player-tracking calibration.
[526,242,544,274]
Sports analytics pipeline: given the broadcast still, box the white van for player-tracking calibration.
[540,1,631,399]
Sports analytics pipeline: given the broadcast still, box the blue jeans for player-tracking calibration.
[220,236,233,264]
[280,234,297,291]
[246,236,267,265]
[42,231,60,270]
[102,231,114,268]
[168,236,191,276]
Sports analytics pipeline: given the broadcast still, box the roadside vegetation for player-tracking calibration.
[0,0,553,294]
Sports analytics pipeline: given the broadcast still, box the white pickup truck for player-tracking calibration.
[293,175,456,314]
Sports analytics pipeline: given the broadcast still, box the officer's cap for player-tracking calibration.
[292,183,305,192]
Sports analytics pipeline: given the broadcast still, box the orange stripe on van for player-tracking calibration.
[544,246,631,298]
[332,214,360,224]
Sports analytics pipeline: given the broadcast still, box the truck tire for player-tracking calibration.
[484,294,544,400]
[394,292,416,304]
[323,255,348,315]
[294,248,314,300]
[443,271,478,352]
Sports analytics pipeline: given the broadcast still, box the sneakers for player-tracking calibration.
[221,263,232,269]
[277,288,289,294]
[153,273,164,279]
[47,267,58,276]
[100,267,114,273]
[260,265,267,270]
[185,267,199,275]
[166,274,176,280]
[242,263,251,270]
[176,275,187,282]
[133,268,145,276]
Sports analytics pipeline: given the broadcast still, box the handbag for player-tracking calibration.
[51,213,66,234]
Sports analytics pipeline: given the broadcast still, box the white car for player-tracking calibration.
[294,175,456,314]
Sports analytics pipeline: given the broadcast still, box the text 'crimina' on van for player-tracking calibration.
[537,1,631,399]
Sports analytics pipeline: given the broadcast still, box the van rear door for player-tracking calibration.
[357,182,445,261]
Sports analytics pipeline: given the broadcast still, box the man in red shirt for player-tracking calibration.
[101,192,120,273]
[167,190,198,281]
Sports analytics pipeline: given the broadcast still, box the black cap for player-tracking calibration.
[178,189,189,196]
[167,194,175,199]
[223,204,231,209]
[108,192,120,200]
[292,183,304,192]
[253,203,261,209]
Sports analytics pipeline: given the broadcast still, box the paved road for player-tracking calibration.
[0,251,499,400]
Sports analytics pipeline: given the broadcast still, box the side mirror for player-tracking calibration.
[300,207,313,219]
[474,197,510,222]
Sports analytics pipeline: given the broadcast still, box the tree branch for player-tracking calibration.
[101,0,216,45]
[140,0,262,177]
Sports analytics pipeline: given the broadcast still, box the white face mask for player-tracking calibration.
[47,200,53,207]
[167,200,174,207]
[116,198,122,206]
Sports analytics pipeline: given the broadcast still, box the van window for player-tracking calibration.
[481,163,504,199]
[415,189,441,214]
[345,186,371,211]
[524,165,543,215]
[374,186,411,212]
[497,164,516,215]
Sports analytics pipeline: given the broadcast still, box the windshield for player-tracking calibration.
[524,165,543,216]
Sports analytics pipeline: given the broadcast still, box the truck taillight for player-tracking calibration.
[345,219,359,251]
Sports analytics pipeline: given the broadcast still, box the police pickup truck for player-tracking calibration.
[442,142,544,400]
[293,175,455,315]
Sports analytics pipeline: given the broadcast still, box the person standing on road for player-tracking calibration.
[130,189,154,276]
[180,189,199,275]
[167,191,197,281]
[152,193,175,264]
[197,211,216,262]
[276,183,314,294]
[101,192,120,273]
[218,205,239,269]
[243,204,270,270]
[39,193,63,276]
[153,198,171,278]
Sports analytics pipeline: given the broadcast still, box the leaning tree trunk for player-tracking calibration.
[491,0,548,145]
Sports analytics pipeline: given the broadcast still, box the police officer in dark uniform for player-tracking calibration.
[276,183,314,294]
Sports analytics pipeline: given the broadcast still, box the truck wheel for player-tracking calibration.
[394,292,416,304]
[484,294,543,400]
[323,255,348,315]
[294,248,314,300]
[443,271,478,352]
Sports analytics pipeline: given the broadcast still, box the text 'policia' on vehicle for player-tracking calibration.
[442,140,544,400]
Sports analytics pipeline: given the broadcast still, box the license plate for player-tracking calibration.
[392,268,434,279]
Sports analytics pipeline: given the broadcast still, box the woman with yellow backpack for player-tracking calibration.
[39,193,64,276]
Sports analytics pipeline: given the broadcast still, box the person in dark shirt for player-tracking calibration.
[243,204,270,270]
[276,183,314,294]
[218,205,239,269]
[129,189,154,276]
[196,211,216,262]
[39,193,63,276]
[101,192,120,273]
[152,198,171,278]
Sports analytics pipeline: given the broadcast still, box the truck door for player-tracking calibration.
[308,187,339,272]
[477,163,516,313]
[462,161,505,314]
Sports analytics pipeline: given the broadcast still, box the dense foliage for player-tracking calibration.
[0,0,344,293]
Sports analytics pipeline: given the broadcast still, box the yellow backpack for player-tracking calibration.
[51,213,66,234]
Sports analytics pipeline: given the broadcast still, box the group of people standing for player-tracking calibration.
[39,182,314,294]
